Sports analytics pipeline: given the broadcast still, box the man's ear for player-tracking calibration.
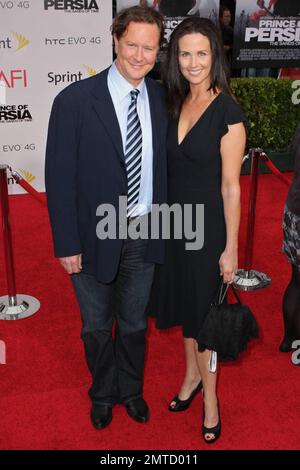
[113,34,119,55]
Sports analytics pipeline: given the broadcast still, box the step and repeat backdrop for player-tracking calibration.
[233,0,300,68]
[0,0,219,195]
[2,1,299,194]
[0,0,112,194]
[117,1,219,62]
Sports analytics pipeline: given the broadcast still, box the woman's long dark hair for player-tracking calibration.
[163,17,232,118]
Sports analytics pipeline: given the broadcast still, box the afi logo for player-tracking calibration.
[0,70,27,88]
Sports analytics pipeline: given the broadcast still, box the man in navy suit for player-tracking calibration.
[45,6,167,430]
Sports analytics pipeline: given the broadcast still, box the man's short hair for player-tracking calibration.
[219,5,231,19]
[111,6,165,45]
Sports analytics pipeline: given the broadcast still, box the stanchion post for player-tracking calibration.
[0,165,17,302]
[234,148,271,291]
[244,148,260,271]
[0,163,40,320]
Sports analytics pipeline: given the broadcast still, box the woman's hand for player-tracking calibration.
[219,249,238,284]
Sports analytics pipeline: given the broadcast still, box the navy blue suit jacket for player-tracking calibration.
[45,67,167,283]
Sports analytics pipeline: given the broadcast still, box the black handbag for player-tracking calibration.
[197,282,259,362]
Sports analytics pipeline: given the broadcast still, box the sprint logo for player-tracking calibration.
[13,32,30,51]
[83,64,96,76]
[0,32,29,52]
[48,65,97,86]
[20,169,36,183]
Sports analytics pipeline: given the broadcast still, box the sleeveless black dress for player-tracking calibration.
[150,92,247,338]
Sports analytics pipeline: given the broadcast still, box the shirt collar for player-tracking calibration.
[108,61,146,102]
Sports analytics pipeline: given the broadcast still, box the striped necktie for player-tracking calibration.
[125,89,142,217]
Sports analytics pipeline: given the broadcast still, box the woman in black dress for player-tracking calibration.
[151,17,246,443]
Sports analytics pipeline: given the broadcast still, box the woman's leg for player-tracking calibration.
[194,341,219,442]
[280,265,300,351]
[169,337,202,407]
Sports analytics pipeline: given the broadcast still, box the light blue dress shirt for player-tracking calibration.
[108,62,153,218]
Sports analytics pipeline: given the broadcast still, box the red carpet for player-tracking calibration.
[0,173,299,450]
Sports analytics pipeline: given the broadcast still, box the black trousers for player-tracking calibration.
[71,237,154,406]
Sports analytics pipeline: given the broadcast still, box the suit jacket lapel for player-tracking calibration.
[91,71,162,169]
[91,69,125,161]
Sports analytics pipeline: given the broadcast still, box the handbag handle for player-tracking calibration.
[217,281,242,305]
[230,284,241,304]
[218,283,229,304]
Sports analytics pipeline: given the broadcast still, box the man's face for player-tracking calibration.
[114,21,160,87]
[221,10,231,27]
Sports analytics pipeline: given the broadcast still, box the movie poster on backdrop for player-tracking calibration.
[233,0,300,68]
[116,1,219,62]
[0,0,112,195]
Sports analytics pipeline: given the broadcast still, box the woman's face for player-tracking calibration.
[178,33,212,89]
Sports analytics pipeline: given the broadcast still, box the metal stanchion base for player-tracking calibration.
[233,269,271,291]
[0,295,40,320]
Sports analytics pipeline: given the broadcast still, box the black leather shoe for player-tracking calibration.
[90,404,112,430]
[125,397,149,423]
[169,381,203,412]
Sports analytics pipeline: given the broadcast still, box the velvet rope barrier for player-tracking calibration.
[11,170,46,206]
[235,148,291,291]
[0,164,40,320]
[260,152,291,187]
